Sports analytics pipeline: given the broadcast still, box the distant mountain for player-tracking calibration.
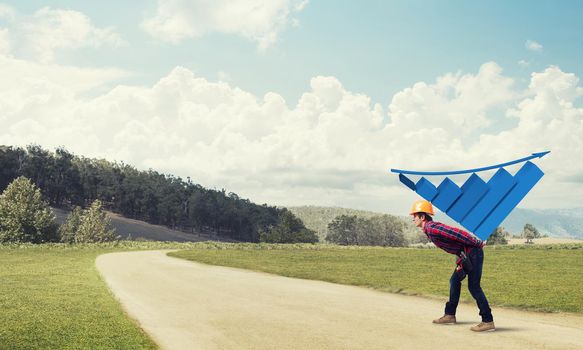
[424,207,583,239]
[288,206,583,241]
[501,208,583,239]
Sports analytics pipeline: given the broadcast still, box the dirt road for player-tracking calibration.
[96,251,583,350]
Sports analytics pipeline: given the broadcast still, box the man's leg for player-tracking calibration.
[444,267,463,316]
[467,249,493,323]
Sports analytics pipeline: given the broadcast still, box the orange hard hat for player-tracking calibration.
[410,199,434,216]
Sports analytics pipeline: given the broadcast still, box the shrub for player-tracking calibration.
[0,177,58,243]
[74,200,118,243]
[59,206,83,243]
[488,227,509,245]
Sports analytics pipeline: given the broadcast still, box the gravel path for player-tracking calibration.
[96,250,583,350]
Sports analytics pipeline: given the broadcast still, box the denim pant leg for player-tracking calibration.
[467,248,494,322]
[444,266,463,315]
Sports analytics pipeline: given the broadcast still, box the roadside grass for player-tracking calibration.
[1,241,581,349]
[0,241,206,350]
[170,243,583,314]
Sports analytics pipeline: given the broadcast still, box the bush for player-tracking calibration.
[73,200,118,243]
[59,206,83,243]
[488,227,509,245]
[0,177,58,243]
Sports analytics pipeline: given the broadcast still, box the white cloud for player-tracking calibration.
[387,62,515,141]
[142,0,308,50]
[0,28,10,55]
[294,0,309,11]
[0,55,131,131]
[0,4,15,56]
[0,59,581,213]
[0,55,130,92]
[474,66,583,208]
[525,39,543,52]
[528,66,583,100]
[518,59,529,67]
[0,3,16,20]
[18,7,125,63]
[0,5,125,63]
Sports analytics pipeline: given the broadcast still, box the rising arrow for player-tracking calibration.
[390,151,550,176]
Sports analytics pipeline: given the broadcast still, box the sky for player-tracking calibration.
[1,0,582,215]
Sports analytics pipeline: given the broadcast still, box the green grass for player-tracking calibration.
[170,243,583,314]
[2,241,581,349]
[0,241,213,350]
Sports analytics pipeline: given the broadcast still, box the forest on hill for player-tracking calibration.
[289,206,421,243]
[0,145,315,243]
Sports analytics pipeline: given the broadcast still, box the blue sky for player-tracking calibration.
[1,1,582,213]
[5,1,583,104]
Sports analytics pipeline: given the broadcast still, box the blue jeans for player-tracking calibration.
[444,247,493,322]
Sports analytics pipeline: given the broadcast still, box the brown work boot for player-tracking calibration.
[470,321,495,332]
[432,314,456,324]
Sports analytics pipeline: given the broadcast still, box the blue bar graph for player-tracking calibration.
[461,168,516,232]
[473,161,544,240]
[416,177,438,201]
[432,178,462,212]
[447,173,489,222]
[399,174,416,191]
[391,152,548,241]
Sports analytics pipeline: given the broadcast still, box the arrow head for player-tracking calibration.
[532,151,551,158]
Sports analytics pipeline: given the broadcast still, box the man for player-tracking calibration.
[410,199,495,332]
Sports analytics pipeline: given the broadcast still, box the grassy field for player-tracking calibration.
[0,241,208,350]
[2,241,582,349]
[170,243,583,314]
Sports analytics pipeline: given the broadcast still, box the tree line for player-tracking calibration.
[488,223,543,245]
[0,145,316,243]
[326,214,407,247]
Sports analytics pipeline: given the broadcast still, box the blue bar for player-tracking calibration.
[461,168,516,232]
[474,161,544,240]
[399,174,416,191]
[432,178,462,212]
[447,173,489,222]
[415,177,437,201]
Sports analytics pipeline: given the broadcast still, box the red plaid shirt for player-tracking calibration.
[423,221,484,256]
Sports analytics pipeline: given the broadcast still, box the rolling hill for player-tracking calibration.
[288,206,420,243]
[52,208,231,242]
[288,206,583,241]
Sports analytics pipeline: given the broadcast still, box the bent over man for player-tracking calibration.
[411,199,495,332]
